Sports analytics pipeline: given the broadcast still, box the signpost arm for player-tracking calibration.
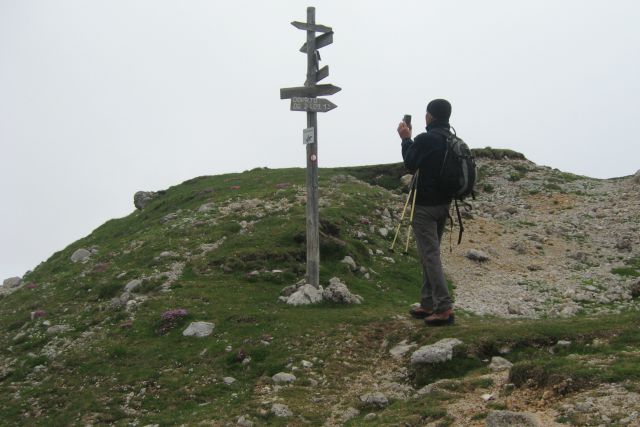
[305,7,320,289]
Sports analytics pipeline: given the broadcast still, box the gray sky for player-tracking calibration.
[2,0,639,281]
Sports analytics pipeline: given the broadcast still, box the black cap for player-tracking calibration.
[427,99,452,121]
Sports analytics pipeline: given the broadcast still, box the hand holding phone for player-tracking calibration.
[403,114,412,129]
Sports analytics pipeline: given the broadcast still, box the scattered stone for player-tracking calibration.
[556,340,572,348]
[124,279,142,293]
[631,280,640,299]
[482,393,495,401]
[466,249,490,262]
[382,257,395,264]
[283,284,323,306]
[70,248,91,263]
[46,325,71,335]
[359,392,388,408]
[161,212,180,223]
[379,227,389,238]
[236,415,254,427]
[410,338,464,365]
[390,340,417,359]
[2,277,22,288]
[272,372,296,384]
[341,407,360,422]
[401,174,413,188]
[489,356,513,372]
[301,360,313,368]
[322,277,363,304]
[341,256,357,271]
[182,321,215,337]
[198,202,216,213]
[485,410,542,427]
[271,403,292,417]
[615,237,632,252]
[134,191,159,210]
[223,377,236,385]
[364,413,377,421]
[30,310,46,320]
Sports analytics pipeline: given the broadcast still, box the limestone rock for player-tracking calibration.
[410,338,464,365]
[359,392,388,408]
[134,191,159,210]
[341,256,357,271]
[379,227,389,238]
[182,321,214,337]
[489,356,513,372]
[485,410,542,427]
[390,340,417,359]
[401,174,413,188]
[284,284,323,305]
[466,249,490,262]
[271,403,292,417]
[46,325,71,335]
[198,202,216,213]
[124,279,142,293]
[272,372,296,384]
[2,277,22,288]
[631,280,640,299]
[236,415,254,427]
[633,169,640,184]
[70,248,91,263]
[223,377,236,385]
[341,407,360,422]
[322,277,362,304]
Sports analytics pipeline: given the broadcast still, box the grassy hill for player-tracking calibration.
[1,158,639,426]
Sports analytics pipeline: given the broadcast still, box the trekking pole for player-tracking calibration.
[404,170,419,253]
[390,173,417,252]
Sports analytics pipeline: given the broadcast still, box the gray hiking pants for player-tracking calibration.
[412,203,453,313]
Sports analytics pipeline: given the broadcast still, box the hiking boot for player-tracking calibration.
[409,307,433,319]
[424,308,455,326]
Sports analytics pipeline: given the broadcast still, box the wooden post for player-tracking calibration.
[280,7,340,289]
[305,7,319,288]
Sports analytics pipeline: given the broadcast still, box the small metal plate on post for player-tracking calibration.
[303,127,315,145]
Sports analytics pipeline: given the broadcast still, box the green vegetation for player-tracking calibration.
[0,164,638,425]
[471,147,526,160]
[611,257,640,277]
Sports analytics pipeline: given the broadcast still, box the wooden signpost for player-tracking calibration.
[280,7,340,289]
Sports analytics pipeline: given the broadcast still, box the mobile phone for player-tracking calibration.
[403,114,412,129]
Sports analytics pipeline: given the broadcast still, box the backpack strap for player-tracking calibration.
[455,199,464,245]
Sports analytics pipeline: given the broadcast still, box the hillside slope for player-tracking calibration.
[1,157,639,426]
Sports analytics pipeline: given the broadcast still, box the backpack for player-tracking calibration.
[432,127,477,244]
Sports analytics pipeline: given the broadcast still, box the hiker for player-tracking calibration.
[397,99,455,326]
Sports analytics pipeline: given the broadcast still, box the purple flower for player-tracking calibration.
[161,308,188,321]
[32,310,46,319]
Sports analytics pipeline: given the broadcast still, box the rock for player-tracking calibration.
[364,413,377,421]
[359,392,388,408]
[70,248,91,263]
[198,202,216,213]
[182,321,215,337]
[272,372,296,384]
[615,237,632,252]
[489,356,513,372]
[482,393,495,401]
[301,360,313,368]
[134,191,159,210]
[466,249,490,262]
[124,279,142,293]
[401,174,413,188]
[341,407,360,422]
[633,169,640,184]
[271,403,292,417]
[161,212,179,223]
[410,338,464,365]
[389,340,417,359]
[223,377,236,385]
[2,277,22,288]
[382,257,395,264]
[379,228,389,238]
[556,340,572,348]
[485,410,542,427]
[507,302,524,315]
[322,277,363,304]
[46,325,71,335]
[284,284,323,305]
[341,256,357,271]
[236,415,254,427]
[631,280,640,299]
[381,382,414,400]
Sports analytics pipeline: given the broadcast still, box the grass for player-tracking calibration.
[0,164,638,425]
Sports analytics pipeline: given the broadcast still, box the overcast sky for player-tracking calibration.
[1,0,639,281]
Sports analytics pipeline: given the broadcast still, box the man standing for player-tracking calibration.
[397,99,454,326]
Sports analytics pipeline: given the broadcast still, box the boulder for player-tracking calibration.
[271,404,292,417]
[124,279,142,293]
[489,356,513,372]
[359,392,388,408]
[182,321,214,337]
[198,202,216,213]
[485,410,542,427]
[322,277,362,304]
[341,256,357,271]
[70,248,91,263]
[272,372,296,384]
[410,338,464,365]
[2,277,22,288]
[134,191,159,210]
[284,284,323,306]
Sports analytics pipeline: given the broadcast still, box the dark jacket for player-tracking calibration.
[401,120,452,206]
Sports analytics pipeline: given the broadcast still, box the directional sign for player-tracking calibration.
[303,127,315,145]
[291,97,337,113]
[280,84,341,99]
[316,65,329,82]
[291,21,332,33]
[299,32,333,53]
